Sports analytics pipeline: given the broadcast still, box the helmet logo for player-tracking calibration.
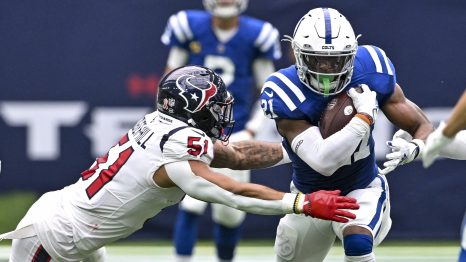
[177,74,218,113]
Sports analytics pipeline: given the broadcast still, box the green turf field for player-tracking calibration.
[0,240,459,261]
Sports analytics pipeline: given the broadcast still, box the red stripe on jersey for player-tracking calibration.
[119,133,129,145]
[81,154,109,180]
[85,146,134,199]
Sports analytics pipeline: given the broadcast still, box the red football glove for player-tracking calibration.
[294,190,359,223]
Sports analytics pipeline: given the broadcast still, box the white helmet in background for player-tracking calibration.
[287,8,359,96]
[203,0,248,18]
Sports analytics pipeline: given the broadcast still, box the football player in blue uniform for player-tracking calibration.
[260,8,433,262]
[161,1,281,261]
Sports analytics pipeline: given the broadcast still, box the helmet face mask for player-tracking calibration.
[157,65,235,142]
[190,92,235,142]
[289,8,358,96]
[203,0,248,18]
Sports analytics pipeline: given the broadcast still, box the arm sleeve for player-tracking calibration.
[439,130,466,160]
[166,46,189,70]
[291,118,370,176]
[244,59,277,135]
[252,58,275,90]
[165,161,295,215]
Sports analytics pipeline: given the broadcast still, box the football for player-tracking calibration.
[319,89,359,139]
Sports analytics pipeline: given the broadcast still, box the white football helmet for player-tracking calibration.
[203,0,248,18]
[286,8,359,96]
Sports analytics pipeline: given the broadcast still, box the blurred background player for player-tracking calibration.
[260,7,432,262]
[160,0,282,261]
[384,89,466,262]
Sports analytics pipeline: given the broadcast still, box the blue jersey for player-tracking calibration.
[162,10,281,132]
[260,45,396,194]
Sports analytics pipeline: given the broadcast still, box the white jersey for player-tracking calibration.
[32,111,214,260]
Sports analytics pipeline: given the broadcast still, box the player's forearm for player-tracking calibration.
[203,167,285,200]
[292,118,369,176]
[399,100,433,141]
[165,161,294,215]
[438,130,466,160]
[229,182,285,200]
[226,193,295,215]
[211,140,284,169]
[443,91,466,138]
[165,46,189,72]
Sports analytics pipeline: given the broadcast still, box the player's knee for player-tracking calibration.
[274,220,298,261]
[343,234,373,257]
[179,195,208,215]
[212,205,245,227]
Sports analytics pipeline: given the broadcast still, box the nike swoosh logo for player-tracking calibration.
[264,90,273,97]
[192,130,205,137]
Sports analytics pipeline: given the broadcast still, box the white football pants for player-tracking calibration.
[274,175,391,262]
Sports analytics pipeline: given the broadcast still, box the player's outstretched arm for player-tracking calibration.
[422,90,466,167]
[442,90,466,137]
[211,140,289,169]
[156,161,359,222]
[390,128,466,168]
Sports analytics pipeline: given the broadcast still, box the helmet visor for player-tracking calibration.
[209,94,235,142]
[302,53,353,75]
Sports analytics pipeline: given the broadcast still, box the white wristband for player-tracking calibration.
[282,193,297,214]
[411,138,425,160]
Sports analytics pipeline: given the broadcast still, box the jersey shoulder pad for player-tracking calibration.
[161,10,204,46]
[242,16,281,60]
[356,45,396,77]
[161,127,214,165]
[260,66,307,119]
[354,45,397,105]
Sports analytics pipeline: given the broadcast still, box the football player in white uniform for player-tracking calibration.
[161,0,281,260]
[384,90,466,262]
[0,65,360,262]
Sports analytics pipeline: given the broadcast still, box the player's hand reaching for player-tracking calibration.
[380,129,424,175]
[347,84,378,125]
[293,190,359,223]
[422,122,453,168]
